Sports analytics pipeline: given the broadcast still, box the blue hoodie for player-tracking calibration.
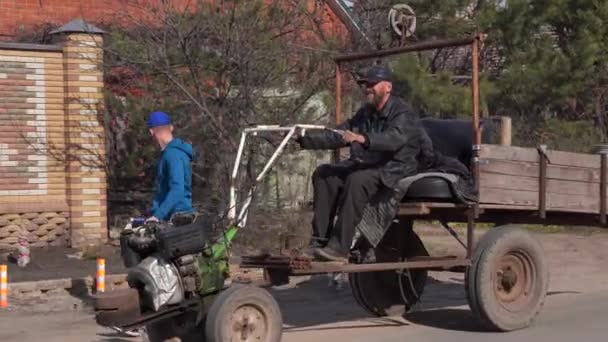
[151,138,194,221]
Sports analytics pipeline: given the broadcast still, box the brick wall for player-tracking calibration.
[0,20,107,249]
[0,1,347,41]
[0,0,194,39]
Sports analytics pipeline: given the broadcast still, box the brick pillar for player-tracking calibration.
[51,20,107,248]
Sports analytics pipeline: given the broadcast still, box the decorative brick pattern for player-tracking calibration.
[0,211,69,248]
[0,52,58,197]
[0,21,107,249]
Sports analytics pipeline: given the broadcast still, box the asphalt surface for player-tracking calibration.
[0,275,606,342]
[2,232,608,341]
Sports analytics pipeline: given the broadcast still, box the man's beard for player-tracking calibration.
[366,90,385,106]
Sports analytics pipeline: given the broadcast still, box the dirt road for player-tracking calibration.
[1,231,608,342]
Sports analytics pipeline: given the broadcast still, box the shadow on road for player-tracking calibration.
[405,308,483,332]
[273,274,480,333]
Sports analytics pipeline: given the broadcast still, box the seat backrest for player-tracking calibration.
[420,118,495,167]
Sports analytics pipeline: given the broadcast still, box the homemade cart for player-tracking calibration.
[236,35,608,334]
[94,35,608,341]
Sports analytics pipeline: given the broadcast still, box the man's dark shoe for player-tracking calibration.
[313,247,348,263]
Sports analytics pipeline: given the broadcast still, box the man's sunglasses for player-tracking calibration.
[360,81,378,88]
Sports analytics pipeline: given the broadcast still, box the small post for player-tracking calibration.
[0,265,7,308]
[538,145,548,219]
[96,258,105,293]
[592,145,608,225]
[601,154,607,225]
[499,116,512,146]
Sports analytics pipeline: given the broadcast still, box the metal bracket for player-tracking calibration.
[439,220,467,249]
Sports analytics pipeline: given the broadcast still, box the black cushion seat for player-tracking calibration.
[403,176,454,201]
[399,118,488,202]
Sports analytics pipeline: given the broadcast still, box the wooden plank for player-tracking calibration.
[481,144,600,169]
[479,203,536,210]
[480,158,601,183]
[480,173,602,197]
[480,187,598,213]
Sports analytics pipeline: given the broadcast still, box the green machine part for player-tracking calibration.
[196,225,239,295]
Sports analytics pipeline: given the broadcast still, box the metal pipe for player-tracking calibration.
[334,64,343,163]
[256,127,297,182]
[236,127,298,227]
[325,0,374,49]
[472,37,481,148]
[243,124,327,133]
[334,37,476,63]
[471,36,481,222]
[229,132,248,220]
[466,210,475,258]
[290,258,471,275]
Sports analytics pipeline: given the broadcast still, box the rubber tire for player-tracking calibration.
[349,220,429,317]
[205,285,282,342]
[466,225,549,331]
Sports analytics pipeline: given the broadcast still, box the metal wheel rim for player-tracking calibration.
[229,304,269,342]
[494,250,535,312]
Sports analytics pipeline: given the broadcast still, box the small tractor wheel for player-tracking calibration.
[205,285,282,342]
[466,225,549,331]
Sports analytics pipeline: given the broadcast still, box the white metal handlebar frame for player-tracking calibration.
[228,124,329,228]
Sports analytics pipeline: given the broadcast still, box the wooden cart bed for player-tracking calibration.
[397,143,608,227]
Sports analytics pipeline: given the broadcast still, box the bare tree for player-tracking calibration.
[102,0,343,214]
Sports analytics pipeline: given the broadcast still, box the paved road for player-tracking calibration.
[0,275,606,342]
[2,232,608,342]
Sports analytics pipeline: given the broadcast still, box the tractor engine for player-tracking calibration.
[117,219,225,312]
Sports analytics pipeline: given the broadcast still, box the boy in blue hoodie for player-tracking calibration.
[146,111,194,222]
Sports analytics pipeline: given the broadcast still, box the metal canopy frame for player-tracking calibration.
[332,35,484,260]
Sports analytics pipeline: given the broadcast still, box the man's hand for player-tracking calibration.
[341,130,366,145]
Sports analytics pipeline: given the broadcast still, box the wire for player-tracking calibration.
[286,42,341,54]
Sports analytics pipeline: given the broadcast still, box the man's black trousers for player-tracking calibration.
[311,164,384,255]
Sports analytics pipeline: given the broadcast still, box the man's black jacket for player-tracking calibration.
[299,95,426,188]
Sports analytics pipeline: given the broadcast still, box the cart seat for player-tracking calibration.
[420,117,497,167]
[397,118,482,202]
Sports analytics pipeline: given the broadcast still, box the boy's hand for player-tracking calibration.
[145,216,159,223]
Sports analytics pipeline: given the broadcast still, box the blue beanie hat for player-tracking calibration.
[147,111,171,128]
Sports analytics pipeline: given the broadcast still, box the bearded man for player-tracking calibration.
[297,65,428,263]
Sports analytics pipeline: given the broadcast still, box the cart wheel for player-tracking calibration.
[205,285,282,342]
[466,225,549,331]
[349,220,428,316]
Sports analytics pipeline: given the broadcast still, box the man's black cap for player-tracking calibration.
[356,65,392,85]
